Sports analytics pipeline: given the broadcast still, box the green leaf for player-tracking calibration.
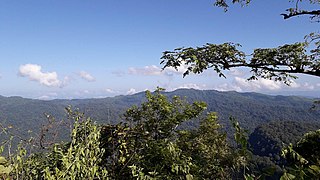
[0,157,7,165]
[309,165,320,174]
[0,165,12,174]
[186,174,193,180]
[280,172,296,180]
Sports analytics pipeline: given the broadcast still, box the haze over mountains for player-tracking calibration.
[0,89,319,135]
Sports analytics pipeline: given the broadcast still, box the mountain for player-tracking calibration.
[249,121,320,161]
[0,89,319,140]
[246,121,320,179]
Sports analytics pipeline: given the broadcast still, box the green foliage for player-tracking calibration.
[213,0,320,21]
[281,129,320,179]
[0,153,12,179]
[246,121,320,179]
[214,0,251,11]
[0,89,250,179]
[177,114,248,179]
[161,0,320,83]
[125,89,247,179]
[42,107,108,179]
[1,89,319,144]
[161,42,318,85]
[4,89,320,179]
[99,89,240,179]
[0,107,108,179]
[249,121,320,161]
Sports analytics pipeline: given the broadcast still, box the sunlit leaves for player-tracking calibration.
[161,42,319,85]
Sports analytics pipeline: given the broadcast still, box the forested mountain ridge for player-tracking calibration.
[0,89,319,136]
[249,121,320,161]
[0,89,320,179]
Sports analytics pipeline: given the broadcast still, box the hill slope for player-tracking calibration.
[0,89,319,136]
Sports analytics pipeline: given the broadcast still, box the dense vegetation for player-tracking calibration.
[247,121,320,179]
[0,89,319,144]
[158,0,320,178]
[250,121,320,159]
[161,0,320,84]
[0,89,319,179]
[1,1,319,178]
[0,90,251,179]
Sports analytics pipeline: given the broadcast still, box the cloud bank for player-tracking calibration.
[214,77,317,92]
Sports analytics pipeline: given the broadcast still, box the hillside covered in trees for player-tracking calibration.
[1,0,320,178]
[1,89,319,138]
[0,89,319,179]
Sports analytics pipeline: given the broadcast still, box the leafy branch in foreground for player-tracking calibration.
[0,108,108,180]
[161,0,320,84]
[214,0,320,21]
[161,42,319,84]
[281,129,320,179]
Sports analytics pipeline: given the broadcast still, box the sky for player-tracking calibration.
[0,0,319,99]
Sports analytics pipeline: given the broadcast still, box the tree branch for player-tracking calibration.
[229,63,320,77]
[281,10,320,19]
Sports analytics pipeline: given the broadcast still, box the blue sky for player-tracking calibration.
[0,0,319,99]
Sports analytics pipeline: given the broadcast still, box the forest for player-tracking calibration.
[0,89,319,179]
[0,0,320,179]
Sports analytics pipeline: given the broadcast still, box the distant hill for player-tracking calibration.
[0,89,319,139]
[246,121,320,179]
[249,121,320,161]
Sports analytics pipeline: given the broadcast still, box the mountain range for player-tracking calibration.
[1,89,319,135]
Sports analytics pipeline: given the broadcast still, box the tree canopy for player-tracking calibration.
[161,0,320,84]
[0,90,249,179]
[214,0,320,20]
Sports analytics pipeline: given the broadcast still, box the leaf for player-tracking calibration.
[186,174,193,180]
[309,165,320,174]
[0,157,7,165]
[0,165,12,174]
[280,172,296,180]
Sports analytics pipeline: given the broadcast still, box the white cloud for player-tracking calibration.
[127,88,137,95]
[228,69,246,77]
[112,70,126,77]
[79,71,95,82]
[83,90,90,94]
[214,83,242,92]
[128,65,162,76]
[74,90,91,97]
[288,80,301,88]
[127,64,188,77]
[162,64,188,76]
[37,92,58,100]
[174,83,206,90]
[301,82,315,90]
[19,64,64,87]
[161,83,208,92]
[213,76,319,93]
[105,88,115,93]
[234,77,282,91]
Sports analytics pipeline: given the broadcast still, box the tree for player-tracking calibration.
[160,0,320,84]
[0,89,249,179]
[281,129,320,179]
[214,0,320,21]
[100,89,248,179]
[161,1,320,178]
